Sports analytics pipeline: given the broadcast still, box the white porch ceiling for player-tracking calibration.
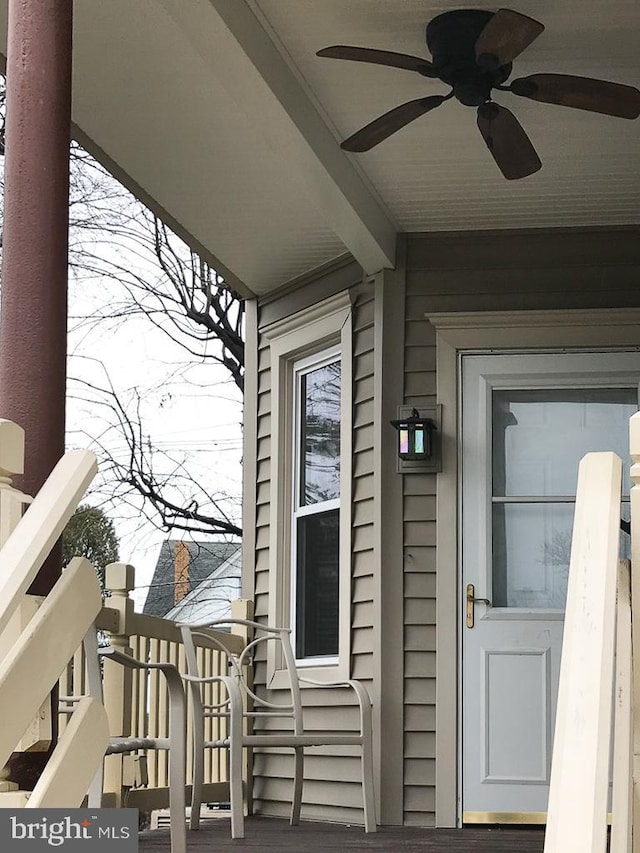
[0,0,639,296]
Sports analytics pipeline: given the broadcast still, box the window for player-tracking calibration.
[293,351,341,660]
[265,293,352,680]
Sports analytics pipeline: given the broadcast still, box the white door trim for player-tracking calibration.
[427,307,640,827]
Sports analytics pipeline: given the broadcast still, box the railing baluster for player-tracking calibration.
[158,638,169,786]
[148,637,161,790]
[544,452,622,853]
[629,412,640,851]
[611,559,633,853]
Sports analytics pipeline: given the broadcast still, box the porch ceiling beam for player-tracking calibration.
[158,0,397,274]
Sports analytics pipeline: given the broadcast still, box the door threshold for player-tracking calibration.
[463,812,546,825]
[463,811,613,826]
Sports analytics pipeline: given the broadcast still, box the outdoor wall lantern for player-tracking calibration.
[391,408,437,461]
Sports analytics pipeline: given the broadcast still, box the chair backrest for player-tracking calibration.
[179,619,304,734]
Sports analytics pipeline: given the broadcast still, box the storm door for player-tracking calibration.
[461,351,638,821]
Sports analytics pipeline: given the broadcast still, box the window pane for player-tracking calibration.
[493,388,636,498]
[492,502,574,608]
[296,509,339,658]
[300,361,341,506]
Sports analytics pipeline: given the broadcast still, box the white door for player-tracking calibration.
[461,351,638,822]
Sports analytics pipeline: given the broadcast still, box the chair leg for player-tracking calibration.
[361,739,377,833]
[229,738,245,839]
[169,747,187,853]
[189,722,205,830]
[84,628,105,810]
[165,670,188,853]
[86,761,104,809]
[290,746,304,825]
[169,746,188,853]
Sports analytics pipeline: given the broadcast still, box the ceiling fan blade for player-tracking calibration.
[475,9,544,68]
[510,74,640,119]
[317,45,438,77]
[477,103,542,180]
[341,96,446,152]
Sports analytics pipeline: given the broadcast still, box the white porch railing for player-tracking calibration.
[0,419,109,807]
[544,410,640,853]
[0,417,248,813]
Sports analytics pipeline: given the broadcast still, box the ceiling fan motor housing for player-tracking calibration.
[426,9,511,106]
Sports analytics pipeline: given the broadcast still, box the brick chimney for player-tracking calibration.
[174,540,190,604]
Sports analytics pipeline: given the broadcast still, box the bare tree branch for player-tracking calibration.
[69,362,242,538]
[0,75,244,538]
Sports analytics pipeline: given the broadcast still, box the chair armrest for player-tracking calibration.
[298,677,373,734]
[182,673,241,711]
[184,673,244,732]
[183,673,232,685]
[298,676,372,703]
[99,646,172,671]
[98,647,185,700]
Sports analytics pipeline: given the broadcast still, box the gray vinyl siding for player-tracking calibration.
[405,227,640,315]
[402,294,438,826]
[250,266,375,826]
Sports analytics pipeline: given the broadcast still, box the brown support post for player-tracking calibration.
[0,0,73,789]
[0,0,73,593]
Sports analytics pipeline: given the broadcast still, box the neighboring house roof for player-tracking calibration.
[164,548,242,625]
[142,539,241,618]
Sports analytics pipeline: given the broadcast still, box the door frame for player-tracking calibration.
[427,307,640,827]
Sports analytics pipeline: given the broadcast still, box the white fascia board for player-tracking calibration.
[158,0,397,274]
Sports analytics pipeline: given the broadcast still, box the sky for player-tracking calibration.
[63,166,244,612]
[66,292,243,611]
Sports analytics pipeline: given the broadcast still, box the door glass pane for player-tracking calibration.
[492,503,574,608]
[493,388,637,498]
[493,501,632,608]
[295,509,339,658]
[299,360,341,506]
[492,386,636,609]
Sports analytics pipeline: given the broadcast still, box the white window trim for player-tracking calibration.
[265,292,352,686]
[427,306,640,828]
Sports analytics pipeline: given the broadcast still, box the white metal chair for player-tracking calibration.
[179,617,376,839]
[59,629,188,853]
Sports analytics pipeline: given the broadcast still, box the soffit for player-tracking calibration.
[0,1,638,296]
[255,0,640,232]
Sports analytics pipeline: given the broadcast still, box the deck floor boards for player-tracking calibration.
[140,816,547,852]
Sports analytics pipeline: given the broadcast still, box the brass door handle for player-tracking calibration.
[466,583,491,628]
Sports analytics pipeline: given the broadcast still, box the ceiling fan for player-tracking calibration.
[317,8,640,180]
